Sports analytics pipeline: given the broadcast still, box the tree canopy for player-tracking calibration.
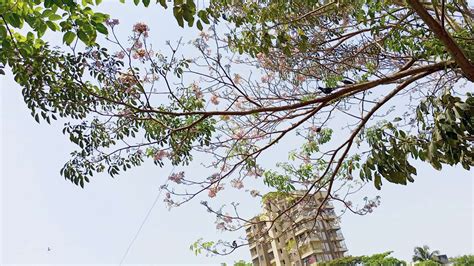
[1,0,473,256]
[319,251,407,265]
[413,245,441,262]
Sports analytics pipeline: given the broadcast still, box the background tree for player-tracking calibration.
[413,245,441,262]
[319,251,407,265]
[450,255,474,265]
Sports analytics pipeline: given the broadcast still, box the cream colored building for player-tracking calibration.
[245,191,348,266]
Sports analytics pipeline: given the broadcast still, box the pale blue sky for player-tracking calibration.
[1,1,473,265]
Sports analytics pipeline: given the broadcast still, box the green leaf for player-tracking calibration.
[63,31,76,45]
[159,0,167,8]
[48,14,62,21]
[374,173,382,190]
[37,22,47,37]
[77,30,89,44]
[46,21,59,31]
[95,23,108,34]
[143,0,151,7]
[0,25,6,39]
[173,7,184,27]
[6,13,22,28]
[196,20,203,31]
[134,0,140,5]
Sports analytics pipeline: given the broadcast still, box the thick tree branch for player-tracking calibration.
[407,0,474,81]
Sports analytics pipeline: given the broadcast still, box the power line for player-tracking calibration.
[118,167,173,265]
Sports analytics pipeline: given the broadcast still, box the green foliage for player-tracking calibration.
[412,245,441,262]
[263,169,295,192]
[189,238,217,256]
[360,92,474,189]
[450,255,474,265]
[319,251,407,266]
[416,260,441,266]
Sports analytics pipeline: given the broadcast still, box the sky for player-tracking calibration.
[1,1,473,265]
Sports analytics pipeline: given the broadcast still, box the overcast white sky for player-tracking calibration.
[1,1,473,265]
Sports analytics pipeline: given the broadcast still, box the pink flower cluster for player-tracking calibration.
[114,51,125,59]
[106,18,120,27]
[133,22,149,37]
[230,179,244,189]
[256,52,271,68]
[233,74,242,85]
[210,94,219,105]
[132,49,149,60]
[118,72,137,86]
[199,31,210,41]
[191,83,203,99]
[222,214,232,223]
[154,150,168,161]
[216,222,226,230]
[232,129,245,140]
[208,185,223,198]
[169,171,184,184]
[250,189,259,197]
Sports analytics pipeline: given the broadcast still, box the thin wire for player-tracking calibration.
[118,167,174,265]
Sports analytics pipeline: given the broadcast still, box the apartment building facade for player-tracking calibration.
[245,191,348,266]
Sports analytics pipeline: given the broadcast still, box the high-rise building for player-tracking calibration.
[245,191,348,266]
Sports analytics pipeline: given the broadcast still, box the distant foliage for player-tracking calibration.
[450,255,474,265]
[319,251,407,266]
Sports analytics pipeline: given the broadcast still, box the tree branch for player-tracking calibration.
[406,0,474,81]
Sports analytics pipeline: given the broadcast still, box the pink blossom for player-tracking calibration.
[132,49,147,59]
[106,18,120,27]
[133,22,149,37]
[250,190,259,197]
[216,222,225,230]
[208,185,223,198]
[232,129,245,140]
[199,31,210,41]
[256,52,265,62]
[118,72,137,86]
[191,83,203,99]
[223,214,232,223]
[154,150,168,161]
[208,189,217,198]
[91,51,100,60]
[231,179,244,189]
[132,41,143,49]
[233,74,242,85]
[210,94,219,105]
[114,51,125,59]
[169,171,184,184]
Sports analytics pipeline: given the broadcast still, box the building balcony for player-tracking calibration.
[330,235,345,241]
[327,222,340,230]
[249,241,256,248]
[335,245,348,252]
[324,201,335,209]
